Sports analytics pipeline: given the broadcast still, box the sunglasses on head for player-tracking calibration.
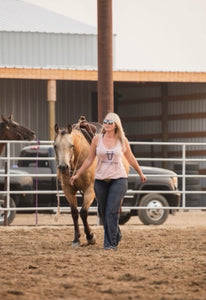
[103,119,114,125]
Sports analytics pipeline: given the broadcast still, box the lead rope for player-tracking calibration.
[72,136,83,176]
[35,139,40,226]
[70,136,84,195]
[54,174,61,222]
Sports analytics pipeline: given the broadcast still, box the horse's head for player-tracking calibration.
[1,114,36,140]
[54,124,75,174]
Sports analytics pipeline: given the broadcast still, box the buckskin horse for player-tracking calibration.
[0,114,36,155]
[54,117,102,246]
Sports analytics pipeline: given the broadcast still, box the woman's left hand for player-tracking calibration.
[140,174,147,183]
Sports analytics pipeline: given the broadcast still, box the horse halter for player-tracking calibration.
[60,133,84,195]
[69,134,83,177]
[54,127,83,178]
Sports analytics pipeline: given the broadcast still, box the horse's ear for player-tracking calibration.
[1,115,7,122]
[54,124,59,133]
[8,114,13,121]
[67,124,72,133]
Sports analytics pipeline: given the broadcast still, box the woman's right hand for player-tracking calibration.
[70,174,78,185]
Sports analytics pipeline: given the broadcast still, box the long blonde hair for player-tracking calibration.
[101,112,126,151]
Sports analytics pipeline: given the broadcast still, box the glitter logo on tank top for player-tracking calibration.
[106,150,114,160]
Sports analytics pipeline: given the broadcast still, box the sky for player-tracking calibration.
[23,0,206,72]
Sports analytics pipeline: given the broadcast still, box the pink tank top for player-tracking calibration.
[95,135,128,180]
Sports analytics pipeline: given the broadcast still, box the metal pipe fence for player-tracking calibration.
[1,140,206,218]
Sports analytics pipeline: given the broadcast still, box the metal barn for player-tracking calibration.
[1,0,206,178]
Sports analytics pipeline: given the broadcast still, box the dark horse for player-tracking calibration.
[54,119,102,246]
[0,114,36,155]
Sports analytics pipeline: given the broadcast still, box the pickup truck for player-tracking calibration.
[0,167,33,225]
[0,145,180,226]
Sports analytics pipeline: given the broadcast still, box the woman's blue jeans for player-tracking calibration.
[94,178,128,249]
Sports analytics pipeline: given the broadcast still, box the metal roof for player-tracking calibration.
[0,0,96,34]
[1,0,205,74]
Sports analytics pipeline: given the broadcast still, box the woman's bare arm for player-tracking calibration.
[123,138,146,183]
[70,134,98,185]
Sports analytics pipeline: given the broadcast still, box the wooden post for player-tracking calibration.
[97,0,113,122]
[47,80,56,140]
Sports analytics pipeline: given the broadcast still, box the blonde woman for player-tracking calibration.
[71,112,146,250]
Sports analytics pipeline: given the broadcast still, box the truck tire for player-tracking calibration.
[119,212,132,225]
[0,197,16,226]
[138,194,169,225]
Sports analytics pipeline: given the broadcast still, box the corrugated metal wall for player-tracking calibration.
[0,79,47,138]
[168,83,206,143]
[0,78,97,165]
[117,83,162,139]
[56,80,97,125]
[0,78,47,163]
[116,82,206,172]
[117,82,206,142]
[0,32,97,68]
[1,79,206,144]
[0,79,97,138]
[1,79,206,172]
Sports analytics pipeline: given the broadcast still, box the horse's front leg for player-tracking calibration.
[62,181,81,246]
[80,189,96,245]
[71,204,81,246]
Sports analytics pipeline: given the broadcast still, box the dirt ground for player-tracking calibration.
[1,211,206,300]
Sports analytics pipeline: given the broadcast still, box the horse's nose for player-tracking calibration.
[31,132,36,139]
[27,131,36,140]
[58,164,68,174]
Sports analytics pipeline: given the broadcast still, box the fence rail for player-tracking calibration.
[1,140,206,222]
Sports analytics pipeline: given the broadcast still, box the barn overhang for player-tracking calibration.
[1,67,206,83]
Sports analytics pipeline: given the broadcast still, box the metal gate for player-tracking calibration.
[1,140,206,222]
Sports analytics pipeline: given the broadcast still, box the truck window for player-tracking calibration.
[18,151,49,168]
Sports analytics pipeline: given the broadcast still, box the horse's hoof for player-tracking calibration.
[87,233,96,245]
[72,241,80,247]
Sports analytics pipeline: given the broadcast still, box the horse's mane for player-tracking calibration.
[0,123,4,140]
[72,116,102,144]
